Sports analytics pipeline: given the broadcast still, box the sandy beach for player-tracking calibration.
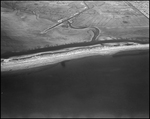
[1,44,149,72]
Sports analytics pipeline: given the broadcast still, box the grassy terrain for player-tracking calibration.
[1,1,149,56]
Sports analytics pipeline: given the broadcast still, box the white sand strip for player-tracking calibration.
[1,44,149,72]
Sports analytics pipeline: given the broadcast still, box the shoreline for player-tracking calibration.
[1,37,149,59]
[1,44,149,72]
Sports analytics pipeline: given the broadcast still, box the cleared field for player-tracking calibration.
[127,1,149,18]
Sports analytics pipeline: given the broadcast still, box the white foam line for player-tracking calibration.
[1,44,149,72]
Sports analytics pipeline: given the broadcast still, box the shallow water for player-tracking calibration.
[1,51,149,118]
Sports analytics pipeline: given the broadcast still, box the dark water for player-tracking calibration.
[1,51,149,118]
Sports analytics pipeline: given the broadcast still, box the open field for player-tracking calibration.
[1,1,149,71]
[1,1,149,54]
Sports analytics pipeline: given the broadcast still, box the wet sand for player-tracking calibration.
[1,44,149,72]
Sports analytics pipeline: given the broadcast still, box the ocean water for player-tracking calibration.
[1,51,149,118]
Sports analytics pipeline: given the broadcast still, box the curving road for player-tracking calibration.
[40,6,90,34]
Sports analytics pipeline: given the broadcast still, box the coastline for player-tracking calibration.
[1,44,149,72]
